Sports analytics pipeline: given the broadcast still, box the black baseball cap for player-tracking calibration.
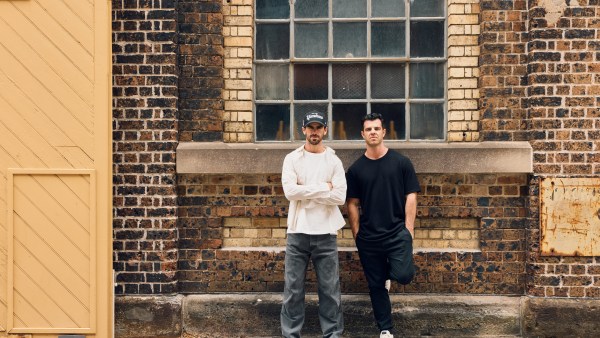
[303,111,327,127]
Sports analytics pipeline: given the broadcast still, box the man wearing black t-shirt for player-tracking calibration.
[346,113,421,338]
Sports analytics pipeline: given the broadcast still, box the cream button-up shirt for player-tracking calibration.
[281,145,347,234]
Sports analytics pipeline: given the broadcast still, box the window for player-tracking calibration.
[254,0,446,141]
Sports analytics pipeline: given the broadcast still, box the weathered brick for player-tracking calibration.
[178,0,224,143]
[111,0,600,300]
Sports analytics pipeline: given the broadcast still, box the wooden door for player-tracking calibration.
[0,0,112,336]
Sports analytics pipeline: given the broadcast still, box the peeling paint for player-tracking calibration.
[538,0,577,26]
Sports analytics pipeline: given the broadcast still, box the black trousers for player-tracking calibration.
[356,227,415,332]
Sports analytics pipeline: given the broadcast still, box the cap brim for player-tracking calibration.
[304,120,326,126]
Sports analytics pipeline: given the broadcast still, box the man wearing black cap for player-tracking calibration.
[280,111,347,338]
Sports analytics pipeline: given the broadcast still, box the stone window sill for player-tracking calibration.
[176,141,533,174]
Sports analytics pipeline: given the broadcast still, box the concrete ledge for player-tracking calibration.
[115,293,600,337]
[115,295,183,338]
[116,294,523,337]
[522,297,600,337]
[182,294,521,337]
[176,141,533,174]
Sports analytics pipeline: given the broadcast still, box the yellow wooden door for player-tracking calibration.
[0,0,112,336]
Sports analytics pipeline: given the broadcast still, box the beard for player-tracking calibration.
[307,134,322,145]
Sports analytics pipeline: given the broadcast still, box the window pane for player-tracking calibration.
[256,24,290,60]
[295,23,328,58]
[410,21,444,57]
[333,23,367,58]
[332,64,366,99]
[371,63,405,98]
[256,0,289,19]
[294,64,328,100]
[295,0,328,18]
[255,64,289,100]
[409,63,444,98]
[333,0,366,18]
[294,104,329,140]
[410,0,445,17]
[256,104,291,141]
[332,104,366,140]
[410,103,444,140]
[372,103,406,140]
[372,0,405,17]
[372,21,405,57]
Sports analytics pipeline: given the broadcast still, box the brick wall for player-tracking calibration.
[527,177,600,298]
[525,1,600,298]
[527,0,599,175]
[223,0,254,142]
[479,0,528,142]
[177,173,527,294]
[448,0,481,142]
[415,173,527,294]
[110,0,600,299]
[112,0,179,294]
[222,216,480,249]
[178,0,224,142]
[480,0,600,298]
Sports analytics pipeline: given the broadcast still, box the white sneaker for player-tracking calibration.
[384,279,391,292]
[380,330,394,338]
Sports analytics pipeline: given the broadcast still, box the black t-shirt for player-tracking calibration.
[346,150,421,241]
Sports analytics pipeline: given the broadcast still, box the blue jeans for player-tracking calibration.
[356,227,415,333]
[281,233,344,338]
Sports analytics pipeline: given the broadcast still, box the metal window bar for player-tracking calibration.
[254,0,448,142]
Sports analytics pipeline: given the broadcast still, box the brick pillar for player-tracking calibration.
[178,0,224,142]
[479,0,528,141]
[527,1,598,175]
[447,0,481,142]
[223,0,254,142]
[113,0,179,294]
[526,1,600,298]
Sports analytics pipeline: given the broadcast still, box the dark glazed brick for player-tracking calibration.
[178,0,224,142]
[113,0,179,295]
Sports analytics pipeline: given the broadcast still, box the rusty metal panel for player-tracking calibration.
[540,177,600,256]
